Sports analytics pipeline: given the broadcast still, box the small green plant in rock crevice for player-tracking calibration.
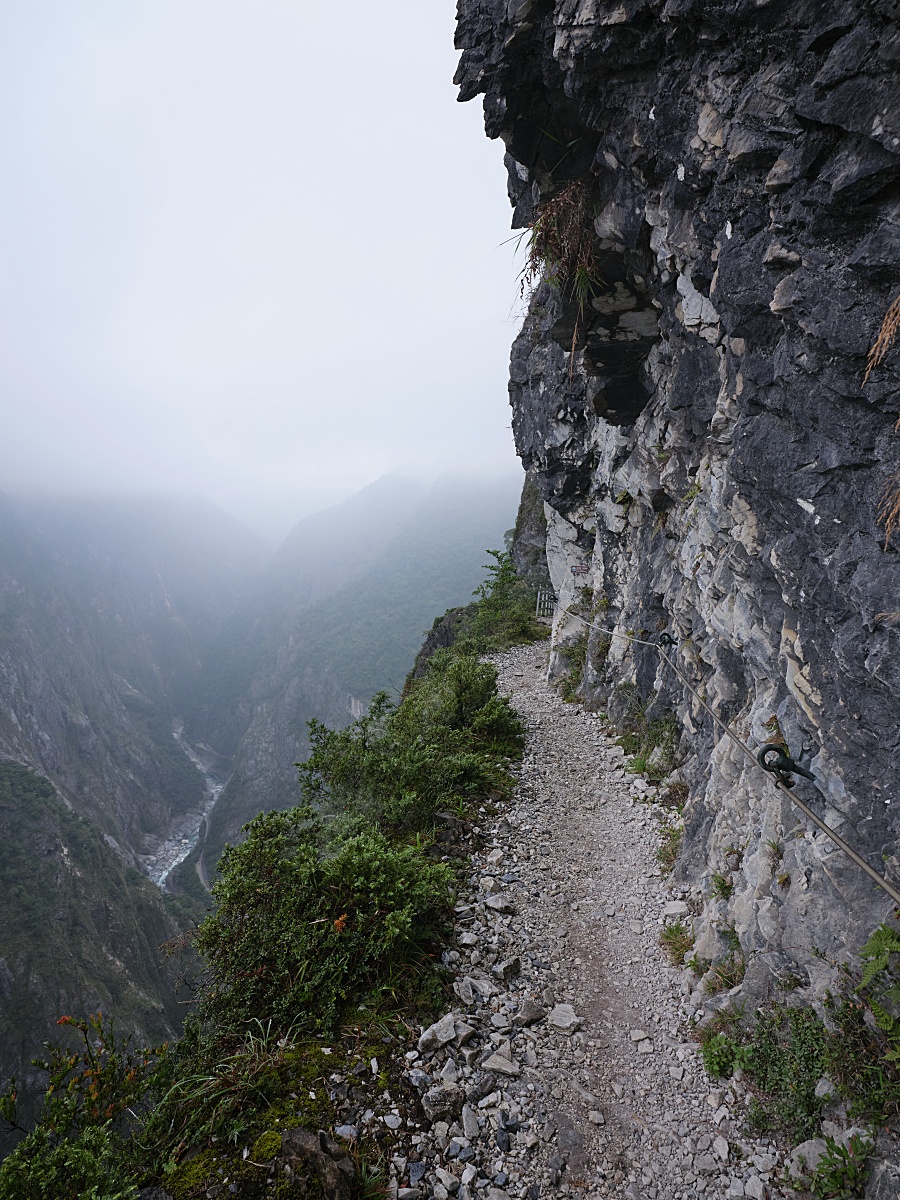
[803,1132,874,1198]
[656,822,682,873]
[660,919,693,965]
[557,632,588,702]
[682,478,702,504]
[710,871,733,900]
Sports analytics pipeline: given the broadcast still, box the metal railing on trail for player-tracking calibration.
[535,589,557,618]
[554,603,900,908]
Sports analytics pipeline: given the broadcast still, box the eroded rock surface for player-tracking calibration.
[456,0,900,1001]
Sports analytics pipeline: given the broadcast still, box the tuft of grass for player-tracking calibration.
[660,781,688,810]
[704,953,745,996]
[558,632,588,703]
[776,870,791,889]
[660,920,693,965]
[522,180,601,314]
[863,292,900,385]
[657,823,682,874]
[710,871,733,900]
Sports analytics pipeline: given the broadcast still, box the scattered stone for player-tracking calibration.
[461,1104,480,1140]
[481,1053,521,1076]
[440,1059,459,1085]
[422,1084,463,1121]
[418,1013,457,1054]
[454,978,475,1006]
[495,956,521,980]
[548,1004,582,1032]
[512,997,545,1026]
[588,1110,605,1126]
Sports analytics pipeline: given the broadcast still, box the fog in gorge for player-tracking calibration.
[0,1,522,540]
[0,0,531,1128]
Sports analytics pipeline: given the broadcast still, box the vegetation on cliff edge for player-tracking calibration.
[0,549,533,1197]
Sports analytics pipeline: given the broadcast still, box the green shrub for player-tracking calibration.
[700,1033,743,1079]
[737,1006,829,1141]
[195,812,452,1034]
[464,550,548,653]
[0,1124,137,1200]
[301,652,524,836]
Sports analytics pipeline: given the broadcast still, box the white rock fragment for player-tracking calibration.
[548,1004,583,1032]
[481,1052,521,1076]
[418,1013,457,1054]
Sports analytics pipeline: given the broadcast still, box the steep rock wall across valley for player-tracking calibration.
[456,0,900,1005]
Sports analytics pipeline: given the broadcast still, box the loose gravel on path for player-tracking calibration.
[385,642,792,1200]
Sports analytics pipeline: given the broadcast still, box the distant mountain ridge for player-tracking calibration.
[193,474,522,869]
[0,473,522,1117]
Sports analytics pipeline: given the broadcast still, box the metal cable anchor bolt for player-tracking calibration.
[756,743,817,789]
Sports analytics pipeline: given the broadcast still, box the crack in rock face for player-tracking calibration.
[455,0,900,1016]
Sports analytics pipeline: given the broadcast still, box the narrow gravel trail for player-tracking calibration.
[399,642,787,1200]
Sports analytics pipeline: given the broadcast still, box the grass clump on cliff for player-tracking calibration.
[522,180,601,316]
[697,923,900,1143]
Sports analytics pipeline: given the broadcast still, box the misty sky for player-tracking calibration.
[0,2,524,538]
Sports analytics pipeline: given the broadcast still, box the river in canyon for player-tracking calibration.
[142,722,230,890]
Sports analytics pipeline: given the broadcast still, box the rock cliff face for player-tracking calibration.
[456,1,900,1002]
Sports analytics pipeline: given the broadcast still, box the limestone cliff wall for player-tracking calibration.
[456,0,900,1004]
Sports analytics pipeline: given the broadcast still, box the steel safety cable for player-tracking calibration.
[554,604,900,908]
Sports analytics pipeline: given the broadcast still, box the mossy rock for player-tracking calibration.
[251,1130,283,1162]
